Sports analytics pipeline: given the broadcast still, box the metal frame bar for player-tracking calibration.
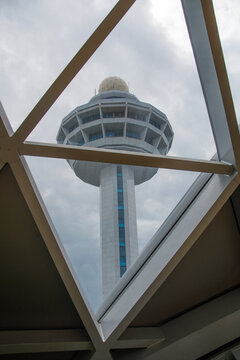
[203,343,240,360]
[0,330,92,354]
[96,170,212,320]
[182,0,240,168]
[122,288,240,360]
[0,103,14,169]
[0,327,164,355]
[201,0,240,169]
[12,0,136,145]
[10,155,103,350]
[20,141,233,175]
[113,327,165,350]
[95,0,240,345]
[98,171,239,343]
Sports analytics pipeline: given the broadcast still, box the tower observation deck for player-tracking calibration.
[57,77,174,298]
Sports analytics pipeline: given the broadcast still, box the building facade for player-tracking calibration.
[57,77,174,297]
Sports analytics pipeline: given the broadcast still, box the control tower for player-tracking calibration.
[57,77,174,298]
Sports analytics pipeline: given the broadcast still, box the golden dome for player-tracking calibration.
[98,76,129,93]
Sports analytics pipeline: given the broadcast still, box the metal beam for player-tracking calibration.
[113,327,165,349]
[0,326,165,357]
[132,288,240,360]
[9,155,103,350]
[90,351,113,360]
[181,0,239,168]
[0,102,14,138]
[99,171,239,344]
[0,103,14,169]
[112,289,240,359]
[0,160,4,172]
[71,327,165,358]
[201,0,240,170]
[96,171,212,321]
[0,329,91,354]
[202,344,240,360]
[20,141,233,175]
[12,0,136,144]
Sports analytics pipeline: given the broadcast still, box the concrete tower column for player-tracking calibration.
[57,76,174,300]
[100,164,138,298]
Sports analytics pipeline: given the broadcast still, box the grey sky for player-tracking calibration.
[1,0,239,311]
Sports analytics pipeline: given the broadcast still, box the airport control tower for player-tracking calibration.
[57,77,174,298]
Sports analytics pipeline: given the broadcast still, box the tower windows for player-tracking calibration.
[82,113,99,124]
[106,130,123,137]
[67,122,78,133]
[102,111,124,118]
[117,166,127,277]
[120,266,126,277]
[126,131,140,139]
[118,191,123,204]
[89,132,103,141]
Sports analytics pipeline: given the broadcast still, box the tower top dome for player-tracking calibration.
[98,76,129,93]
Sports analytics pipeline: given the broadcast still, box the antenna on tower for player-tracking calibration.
[128,81,130,92]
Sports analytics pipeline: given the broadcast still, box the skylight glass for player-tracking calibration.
[26,155,206,310]
[6,0,216,160]
[1,0,225,312]
[0,0,118,131]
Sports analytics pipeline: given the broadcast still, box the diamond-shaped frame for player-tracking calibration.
[0,0,240,359]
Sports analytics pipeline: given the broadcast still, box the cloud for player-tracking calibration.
[1,0,239,310]
[136,168,199,250]
[26,156,101,310]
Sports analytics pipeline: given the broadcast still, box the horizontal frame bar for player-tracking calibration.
[20,141,233,175]
[114,327,165,349]
[0,329,91,354]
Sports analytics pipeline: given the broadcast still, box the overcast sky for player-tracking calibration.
[1,0,239,311]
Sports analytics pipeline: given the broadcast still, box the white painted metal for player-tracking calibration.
[201,0,240,170]
[0,103,14,169]
[99,171,239,343]
[96,171,212,320]
[182,0,240,168]
[0,102,14,138]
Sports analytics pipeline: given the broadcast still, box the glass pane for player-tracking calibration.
[26,156,101,311]
[0,0,215,159]
[2,0,221,310]
[26,155,201,311]
[0,0,117,130]
[136,168,199,252]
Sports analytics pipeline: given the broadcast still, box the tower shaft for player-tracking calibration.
[57,77,174,299]
[100,165,138,298]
